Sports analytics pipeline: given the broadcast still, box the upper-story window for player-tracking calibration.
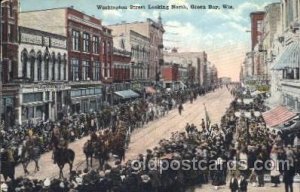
[107,42,111,54]
[57,53,62,80]
[71,58,79,81]
[37,52,42,81]
[92,36,99,54]
[44,52,50,80]
[83,33,90,52]
[63,54,67,80]
[9,3,13,17]
[72,30,80,51]
[8,24,13,42]
[93,61,100,81]
[82,60,90,80]
[52,52,56,80]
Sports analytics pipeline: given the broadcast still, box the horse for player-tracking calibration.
[18,143,40,175]
[94,139,109,170]
[53,148,75,178]
[83,140,95,168]
[0,149,16,182]
[111,132,126,162]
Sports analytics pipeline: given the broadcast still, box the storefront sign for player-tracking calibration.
[32,84,71,91]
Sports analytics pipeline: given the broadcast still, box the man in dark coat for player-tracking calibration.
[229,173,238,192]
[178,104,183,115]
[237,174,248,192]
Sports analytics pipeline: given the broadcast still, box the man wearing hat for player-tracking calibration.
[237,173,248,192]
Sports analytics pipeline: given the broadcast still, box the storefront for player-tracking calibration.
[6,83,71,125]
[70,86,103,114]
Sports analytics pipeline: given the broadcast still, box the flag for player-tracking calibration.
[203,103,211,129]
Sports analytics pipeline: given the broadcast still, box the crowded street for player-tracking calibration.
[12,87,231,179]
[0,86,296,192]
[1,0,300,191]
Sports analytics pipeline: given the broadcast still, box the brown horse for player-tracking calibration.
[53,147,75,178]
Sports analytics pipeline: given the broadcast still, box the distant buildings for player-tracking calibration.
[163,48,218,90]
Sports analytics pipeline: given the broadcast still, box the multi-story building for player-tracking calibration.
[3,26,68,125]
[161,62,180,90]
[109,16,164,82]
[163,49,208,87]
[248,11,265,81]
[241,52,254,81]
[1,0,19,124]
[19,7,113,114]
[270,0,300,112]
[112,48,131,83]
[250,11,265,51]
[261,3,281,82]
[108,24,150,82]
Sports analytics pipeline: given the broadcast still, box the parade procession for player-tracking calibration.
[1,0,300,191]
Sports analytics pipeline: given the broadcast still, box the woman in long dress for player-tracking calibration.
[270,145,281,187]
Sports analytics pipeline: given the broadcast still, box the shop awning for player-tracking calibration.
[145,86,156,94]
[272,41,300,70]
[114,89,139,99]
[262,106,297,127]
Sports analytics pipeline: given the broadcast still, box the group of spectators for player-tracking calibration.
[0,85,223,190]
[4,85,300,192]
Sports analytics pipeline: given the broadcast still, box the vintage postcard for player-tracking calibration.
[0,0,299,191]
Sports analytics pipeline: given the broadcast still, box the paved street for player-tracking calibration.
[13,88,300,191]
[14,87,231,180]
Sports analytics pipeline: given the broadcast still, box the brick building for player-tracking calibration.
[250,11,265,51]
[3,27,68,125]
[112,47,131,82]
[19,7,113,114]
[1,0,19,125]
[109,17,164,82]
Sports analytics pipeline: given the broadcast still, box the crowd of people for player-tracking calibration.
[2,84,299,192]
[0,85,220,189]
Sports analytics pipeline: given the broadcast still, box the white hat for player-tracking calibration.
[43,178,51,187]
[104,169,111,175]
[1,183,8,192]
[99,171,105,177]
[141,174,151,183]
[75,177,83,185]
[59,182,65,188]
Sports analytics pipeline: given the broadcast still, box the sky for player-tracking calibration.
[20,0,279,81]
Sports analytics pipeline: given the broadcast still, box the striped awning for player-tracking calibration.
[145,86,156,94]
[262,106,297,127]
[272,41,300,70]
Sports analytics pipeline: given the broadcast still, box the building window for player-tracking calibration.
[57,53,61,80]
[44,52,49,80]
[71,58,79,81]
[102,41,105,54]
[63,54,67,80]
[93,61,100,80]
[72,30,80,51]
[52,52,56,80]
[23,92,43,103]
[37,52,42,81]
[29,50,35,81]
[107,42,111,54]
[8,24,13,42]
[92,36,99,53]
[82,60,90,80]
[83,33,90,52]
[9,3,13,17]
[21,49,28,78]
